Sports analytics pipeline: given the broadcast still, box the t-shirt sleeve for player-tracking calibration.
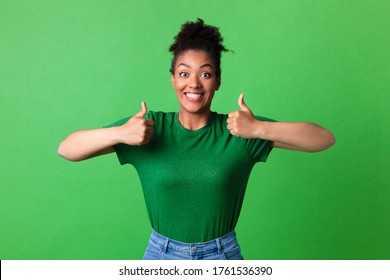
[242,116,276,163]
[103,111,155,165]
[103,116,133,165]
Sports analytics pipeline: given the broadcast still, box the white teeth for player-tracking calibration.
[186,93,203,98]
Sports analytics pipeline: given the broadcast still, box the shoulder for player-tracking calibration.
[213,112,275,123]
[212,112,228,121]
[146,111,175,121]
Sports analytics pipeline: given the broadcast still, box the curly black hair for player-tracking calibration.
[169,18,228,77]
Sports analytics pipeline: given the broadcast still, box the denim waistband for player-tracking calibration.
[149,230,238,256]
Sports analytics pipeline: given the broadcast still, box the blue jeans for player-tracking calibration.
[143,230,244,260]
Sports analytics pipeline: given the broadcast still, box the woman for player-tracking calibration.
[58,19,335,260]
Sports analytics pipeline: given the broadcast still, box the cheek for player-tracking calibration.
[172,79,185,91]
[207,80,219,92]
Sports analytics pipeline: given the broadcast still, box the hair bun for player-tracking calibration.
[169,18,228,76]
[169,18,227,55]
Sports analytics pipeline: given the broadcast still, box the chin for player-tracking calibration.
[182,106,210,115]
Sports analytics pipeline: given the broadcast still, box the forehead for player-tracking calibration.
[175,50,214,67]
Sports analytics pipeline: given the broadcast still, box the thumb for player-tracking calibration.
[134,101,148,118]
[238,93,251,112]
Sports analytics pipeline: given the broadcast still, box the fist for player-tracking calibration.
[119,102,155,145]
[227,93,259,138]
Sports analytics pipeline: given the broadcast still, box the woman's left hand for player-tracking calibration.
[227,93,261,138]
[227,93,335,151]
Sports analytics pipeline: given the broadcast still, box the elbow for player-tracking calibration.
[57,142,66,158]
[315,130,335,152]
[323,127,336,149]
[328,131,336,148]
[57,142,72,160]
[305,129,335,153]
[57,141,82,162]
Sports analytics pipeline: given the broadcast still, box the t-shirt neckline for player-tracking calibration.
[173,112,217,135]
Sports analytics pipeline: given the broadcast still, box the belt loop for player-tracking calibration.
[216,237,222,254]
[164,237,169,253]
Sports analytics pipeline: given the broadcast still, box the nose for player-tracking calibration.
[189,75,201,89]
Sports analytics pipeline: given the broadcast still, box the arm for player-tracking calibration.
[58,127,119,161]
[257,121,334,152]
[58,102,154,161]
[227,94,335,152]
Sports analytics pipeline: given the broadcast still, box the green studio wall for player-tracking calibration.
[1,0,389,259]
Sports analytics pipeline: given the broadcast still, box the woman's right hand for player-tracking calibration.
[117,102,155,145]
[58,102,154,161]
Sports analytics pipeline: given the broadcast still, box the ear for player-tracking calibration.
[171,75,175,87]
[215,76,221,91]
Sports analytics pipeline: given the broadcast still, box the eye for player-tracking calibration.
[179,72,189,77]
[200,72,211,78]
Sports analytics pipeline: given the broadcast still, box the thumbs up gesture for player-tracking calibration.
[227,93,259,138]
[119,101,155,145]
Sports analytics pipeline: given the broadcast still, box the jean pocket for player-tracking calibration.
[223,248,244,260]
[143,241,163,260]
[223,240,244,260]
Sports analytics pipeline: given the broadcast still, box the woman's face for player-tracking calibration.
[171,50,220,116]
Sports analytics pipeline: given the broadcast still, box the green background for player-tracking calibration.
[1,0,389,260]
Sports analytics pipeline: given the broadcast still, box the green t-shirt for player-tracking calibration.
[107,111,274,243]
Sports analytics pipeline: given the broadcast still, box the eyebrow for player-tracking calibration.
[177,63,214,69]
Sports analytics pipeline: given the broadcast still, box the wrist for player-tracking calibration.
[107,126,123,145]
[253,120,268,139]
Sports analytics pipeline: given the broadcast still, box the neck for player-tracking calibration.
[178,110,212,130]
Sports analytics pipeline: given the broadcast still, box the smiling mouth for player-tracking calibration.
[185,92,205,101]
[186,93,203,98]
